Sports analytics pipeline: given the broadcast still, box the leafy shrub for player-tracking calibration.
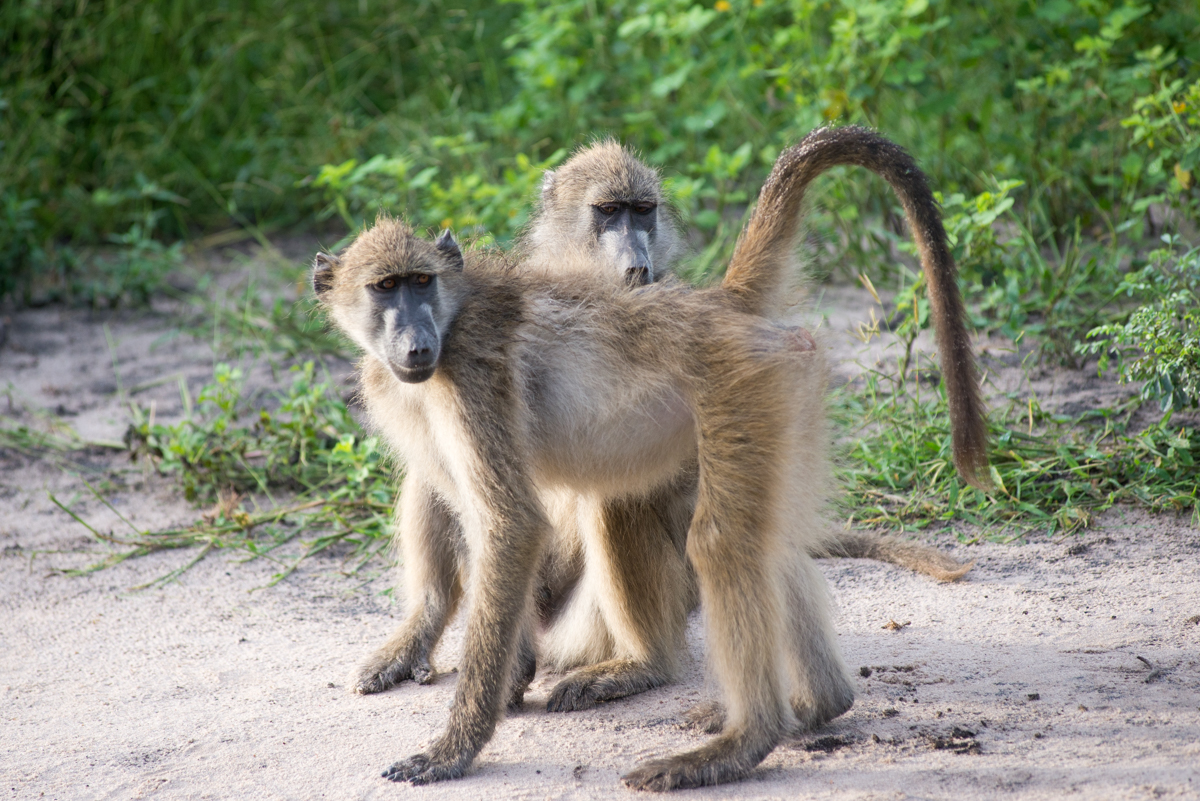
[1081,240,1200,412]
[1121,76,1200,224]
[130,361,391,505]
[0,0,516,298]
[8,0,1200,307]
[309,142,566,243]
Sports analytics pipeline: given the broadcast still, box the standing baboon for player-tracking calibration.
[351,141,699,708]
[318,219,853,790]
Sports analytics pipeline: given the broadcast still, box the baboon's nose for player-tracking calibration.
[626,266,651,286]
[406,344,433,367]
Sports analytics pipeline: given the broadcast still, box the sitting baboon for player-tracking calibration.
[520,138,682,287]
[319,128,987,793]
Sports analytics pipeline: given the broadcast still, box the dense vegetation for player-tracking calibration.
[3,0,1198,576]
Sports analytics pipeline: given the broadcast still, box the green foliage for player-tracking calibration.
[129,361,390,504]
[1081,239,1200,412]
[310,143,567,242]
[65,360,399,583]
[1121,76,1200,222]
[835,363,1200,535]
[8,0,1199,308]
[1,0,517,299]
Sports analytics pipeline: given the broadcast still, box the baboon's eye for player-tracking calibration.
[633,202,656,215]
[375,276,399,291]
[413,273,432,287]
[596,203,620,216]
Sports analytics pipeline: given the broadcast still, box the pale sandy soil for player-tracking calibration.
[2,267,1199,801]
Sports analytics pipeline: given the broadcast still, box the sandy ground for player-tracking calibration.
[2,272,1199,801]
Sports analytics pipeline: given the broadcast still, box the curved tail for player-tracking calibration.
[722,125,989,488]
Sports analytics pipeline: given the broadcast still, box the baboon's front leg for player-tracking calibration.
[382,509,546,783]
[383,387,551,784]
[354,478,462,694]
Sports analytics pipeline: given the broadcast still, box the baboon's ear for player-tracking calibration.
[540,170,557,202]
[312,252,340,297]
[435,229,464,272]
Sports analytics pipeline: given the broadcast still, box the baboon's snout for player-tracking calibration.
[395,326,437,371]
[625,266,651,286]
[384,306,440,383]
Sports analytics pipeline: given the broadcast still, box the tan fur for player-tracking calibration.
[318,217,852,789]
[523,137,974,585]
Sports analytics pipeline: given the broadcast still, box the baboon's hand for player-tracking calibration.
[352,652,435,695]
[381,745,472,785]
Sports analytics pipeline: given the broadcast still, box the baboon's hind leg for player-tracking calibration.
[548,659,674,712]
[546,478,694,712]
[354,478,462,695]
[626,364,794,790]
[625,348,853,790]
[782,547,855,729]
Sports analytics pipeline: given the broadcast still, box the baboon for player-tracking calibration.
[317,218,852,790]
[511,133,972,720]
[520,138,682,287]
[323,128,988,790]
[529,129,987,486]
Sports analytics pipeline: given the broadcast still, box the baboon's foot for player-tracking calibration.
[622,730,776,792]
[546,659,667,712]
[381,746,471,785]
[352,650,435,695]
[507,646,536,711]
[681,700,726,733]
[507,680,530,711]
[792,677,855,731]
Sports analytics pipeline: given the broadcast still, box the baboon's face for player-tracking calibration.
[590,199,658,286]
[536,142,673,287]
[313,224,464,384]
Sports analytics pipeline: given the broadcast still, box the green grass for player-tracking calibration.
[7,0,1200,581]
[45,358,396,586]
[834,364,1199,538]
